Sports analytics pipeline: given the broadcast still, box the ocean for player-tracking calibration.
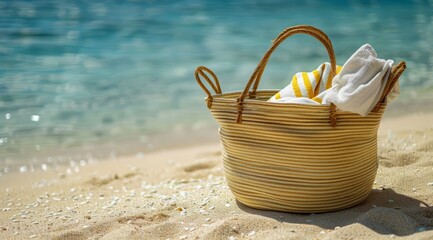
[1,0,433,174]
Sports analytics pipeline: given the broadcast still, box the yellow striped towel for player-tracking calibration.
[268,62,342,104]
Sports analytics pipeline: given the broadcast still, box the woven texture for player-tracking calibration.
[195,25,406,213]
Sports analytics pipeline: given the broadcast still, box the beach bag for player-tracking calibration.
[194,25,406,213]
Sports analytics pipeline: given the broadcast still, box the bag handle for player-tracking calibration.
[195,66,222,108]
[249,26,336,98]
[371,61,407,112]
[236,25,338,124]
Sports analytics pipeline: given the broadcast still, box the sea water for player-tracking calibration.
[1,0,433,173]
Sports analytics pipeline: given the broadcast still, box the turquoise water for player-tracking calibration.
[1,0,433,173]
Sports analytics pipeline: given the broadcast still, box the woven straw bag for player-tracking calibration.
[194,25,406,213]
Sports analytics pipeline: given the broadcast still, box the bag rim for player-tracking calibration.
[206,89,387,111]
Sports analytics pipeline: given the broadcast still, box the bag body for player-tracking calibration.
[211,90,384,212]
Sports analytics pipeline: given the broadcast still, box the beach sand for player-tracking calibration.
[1,112,433,240]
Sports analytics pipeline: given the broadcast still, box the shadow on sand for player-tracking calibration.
[237,188,433,236]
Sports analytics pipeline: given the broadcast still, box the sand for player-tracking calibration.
[1,112,433,240]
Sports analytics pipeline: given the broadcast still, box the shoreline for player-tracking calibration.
[2,111,432,182]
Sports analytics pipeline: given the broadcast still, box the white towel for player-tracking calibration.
[268,44,394,116]
[322,44,393,116]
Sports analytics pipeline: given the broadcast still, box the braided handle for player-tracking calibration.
[236,25,337,125]
[194,66,221,108]
[371,61,407,112]
[249,26,336,97]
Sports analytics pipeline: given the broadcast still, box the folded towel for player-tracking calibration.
[322,44,393,115]
[268,44,394,116]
